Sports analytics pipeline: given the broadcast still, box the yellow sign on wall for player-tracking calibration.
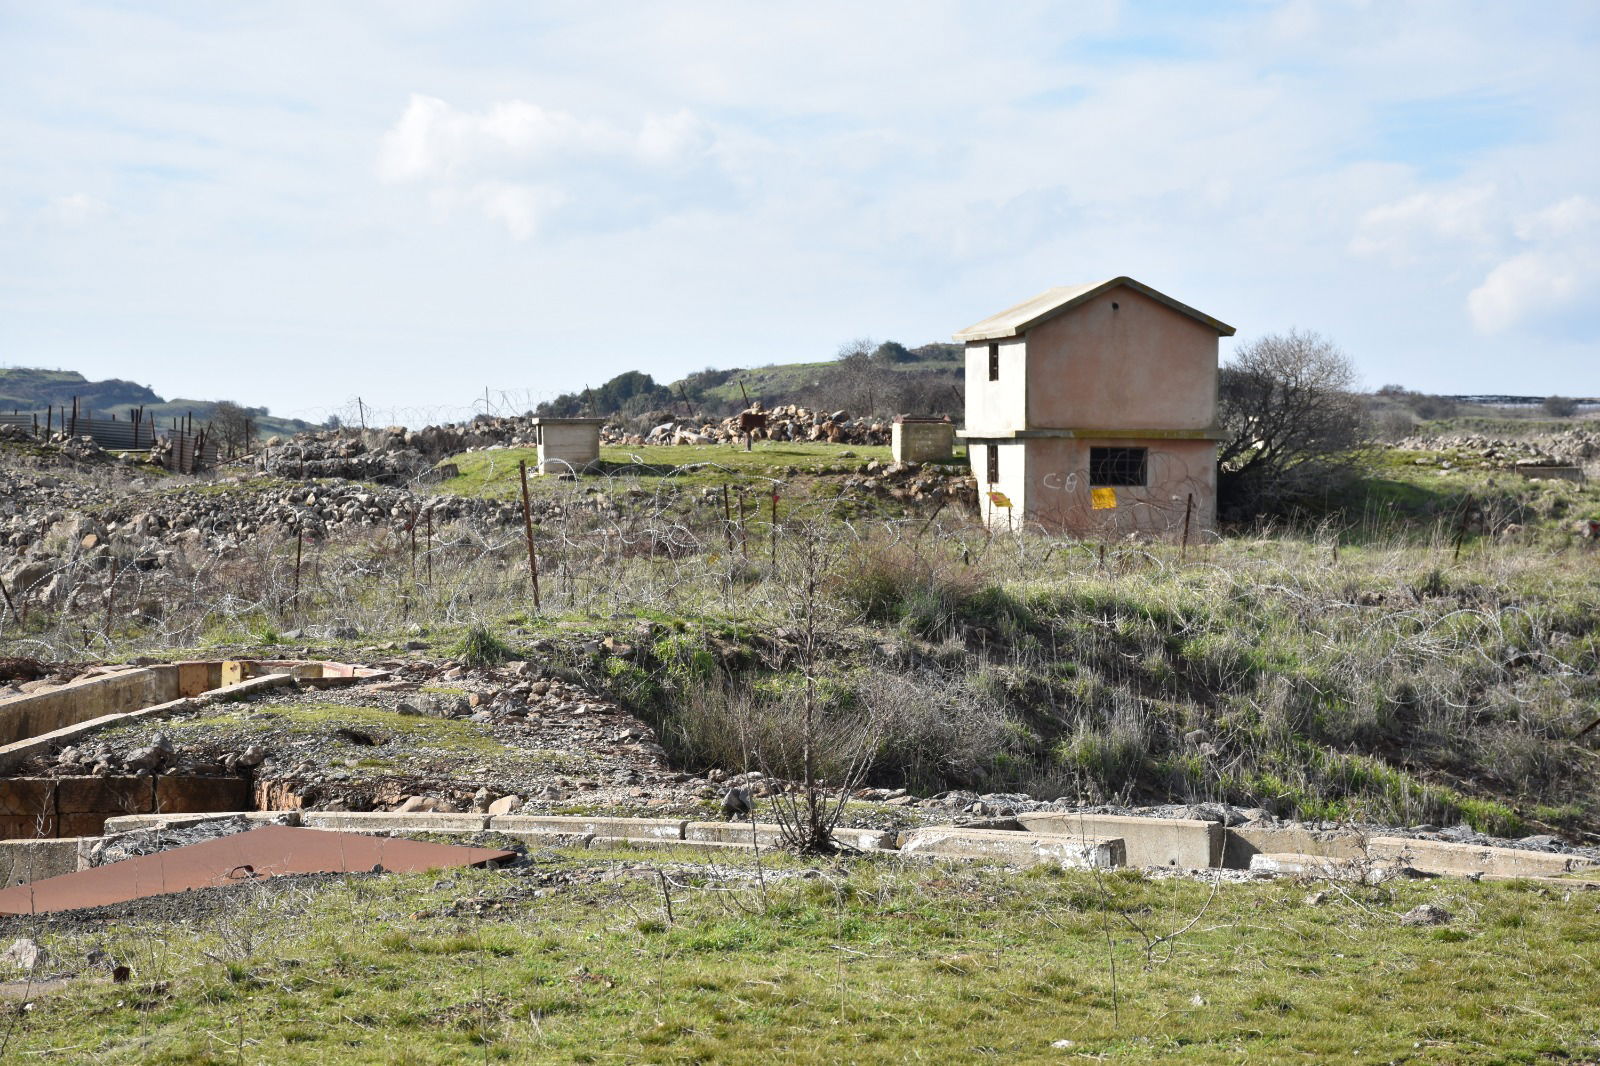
[1091,487,1117,510]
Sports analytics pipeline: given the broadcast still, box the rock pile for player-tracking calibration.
[1397,428,1600,469]
[610,405,895,447]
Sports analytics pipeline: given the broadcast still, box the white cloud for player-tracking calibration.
[1349,185,1500,263]
[1468,196,1600,333]
[377,94,720,238]
[48,193,109,225]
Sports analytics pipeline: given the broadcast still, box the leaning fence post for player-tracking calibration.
[1181,492,1193,562]
[518,460,542,610]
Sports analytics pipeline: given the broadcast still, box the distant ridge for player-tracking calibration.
[0,366,317,438]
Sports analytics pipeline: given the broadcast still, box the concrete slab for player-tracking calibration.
[1247,852,1400,883]
[498,829,595,849]
[588,836,753,853]
[897,827,1124,868]
[1368,837,1600,879]
[102,811,297,834]
[298,812,490,833]
[0,837,96,888]
[684,821,898,851]
[1222,826,1366,868]
[1019,812,1221,868]
[490,815,686,841]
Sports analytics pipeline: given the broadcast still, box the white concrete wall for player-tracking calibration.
[536,423,601,474]
[974,441,1029,531]
[963,337,1027,434]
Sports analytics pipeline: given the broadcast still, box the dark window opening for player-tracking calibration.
[1089,446,1147,487]
[986,445,999,484]
[987,342,999,381]
[1111,301,1119,310]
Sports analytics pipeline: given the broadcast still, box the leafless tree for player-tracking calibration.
[1217,329,1368,518]
[211,401,255,459]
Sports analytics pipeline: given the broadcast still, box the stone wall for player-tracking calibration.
[0,775,251,840]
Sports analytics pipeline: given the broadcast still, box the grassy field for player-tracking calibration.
[2,848,1596,1064]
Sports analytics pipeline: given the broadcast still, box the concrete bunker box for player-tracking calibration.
[956,276,1235,538]
[891,416,955,464]
[529,417,603,475]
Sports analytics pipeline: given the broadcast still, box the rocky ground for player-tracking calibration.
[10,654,1597,868]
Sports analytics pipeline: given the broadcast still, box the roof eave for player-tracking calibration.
[953,276,1236,341]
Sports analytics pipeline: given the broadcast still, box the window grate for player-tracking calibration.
[1089,447,1147,487]
[987,343,999,381]
[986,445,999,484]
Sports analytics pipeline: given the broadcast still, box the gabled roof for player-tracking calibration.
[953,276,1236,342]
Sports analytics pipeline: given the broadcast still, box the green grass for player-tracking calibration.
[96,701,506,756]
[434,442,919,501]
[5,851,1597,1063]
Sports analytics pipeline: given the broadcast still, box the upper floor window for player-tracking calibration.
[987,342,999,381]
[1089,446,1147,487]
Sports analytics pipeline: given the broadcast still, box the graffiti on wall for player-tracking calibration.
[1032,447,1212,537]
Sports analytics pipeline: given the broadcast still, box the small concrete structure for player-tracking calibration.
[890,417,955,464]
[1018,812,1222,869]
[529,417,603,475]
[956,277,1234,538]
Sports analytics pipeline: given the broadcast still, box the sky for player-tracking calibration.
[1,1,1596,425]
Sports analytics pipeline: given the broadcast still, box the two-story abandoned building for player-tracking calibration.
[957,277,1235,538]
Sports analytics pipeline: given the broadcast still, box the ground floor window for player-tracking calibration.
[986,444,999,484]
[1089,446,1147,487]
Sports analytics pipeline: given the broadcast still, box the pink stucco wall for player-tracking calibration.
[1023,285,1218,431]
[1019,437,1217,537]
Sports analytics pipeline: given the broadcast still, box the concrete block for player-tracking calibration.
[0,778,57,818]
[0,815,58,840]
[897,827,1124,868]
[1246,852,1396,883]
[892,419,956,463]
[684,821,898,851]
[0,837,94,888]
[103,811,296,834]
[1222,826,1366,868]
[175,660,218,698]
[299,812,490,833]
[54,776,154,815]
[498,829,595,849]
[1019,812,1222,868]
[155,776,251,814]
[490,815,686,841]
[58,813,114,837]
[1368,837,1600,880]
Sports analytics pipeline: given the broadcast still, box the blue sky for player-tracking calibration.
[1,1,1596,424]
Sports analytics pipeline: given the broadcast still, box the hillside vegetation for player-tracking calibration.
[0,366,316,438]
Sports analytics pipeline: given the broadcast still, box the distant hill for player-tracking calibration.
[535,341,967,422]
[0,367,317,439]
[0,368,160,413]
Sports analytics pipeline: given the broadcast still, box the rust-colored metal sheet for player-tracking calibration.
[0,826,515,914]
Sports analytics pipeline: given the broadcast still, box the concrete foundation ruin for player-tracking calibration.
[0,659,385,841]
